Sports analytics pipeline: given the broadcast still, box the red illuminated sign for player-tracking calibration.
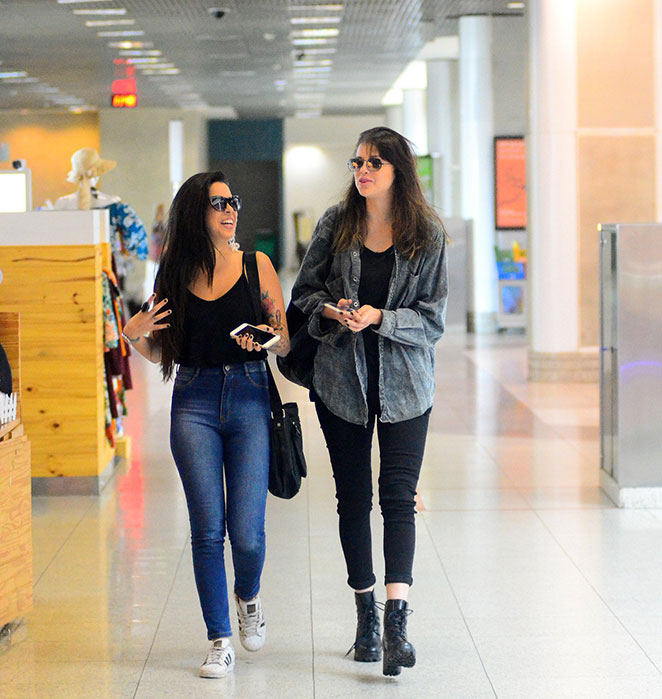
[111,93,137,108]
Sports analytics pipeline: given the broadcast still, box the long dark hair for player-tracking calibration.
[334,126,443,258]
[153,170,227,380]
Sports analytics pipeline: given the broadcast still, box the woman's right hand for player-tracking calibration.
[122,293,171,340]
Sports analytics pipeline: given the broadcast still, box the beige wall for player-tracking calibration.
[0,112,99,209]
[99,108,207,231]
[576,0,659,346]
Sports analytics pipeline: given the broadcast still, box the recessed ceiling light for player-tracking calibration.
[294,59,333,67]
[294,66,332,73]
[85,19,135,26]
[73,8,126,14]
[291,47,336,55]
[142,68,180,75]
[264,33,276,41]
[290,28,339,38]
[136,63,175,70]
[291,38,335,45]
[290,17,341,24]
[97,30,145,36]
[107,41,153,48]
[119,50,162,56]
[288,4,343,11]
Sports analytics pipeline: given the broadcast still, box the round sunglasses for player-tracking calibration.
[209,194,242,212]
[347,156,389,172]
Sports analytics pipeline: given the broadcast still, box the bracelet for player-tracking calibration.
[121,331,141,345]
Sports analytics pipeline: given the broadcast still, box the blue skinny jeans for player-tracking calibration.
[170,362,271,640]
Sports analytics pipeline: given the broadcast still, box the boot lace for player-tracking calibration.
[386,606,412,641]
[344,600,383,656]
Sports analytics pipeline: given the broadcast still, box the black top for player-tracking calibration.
[177,263,267,367]
[358,245,395,411]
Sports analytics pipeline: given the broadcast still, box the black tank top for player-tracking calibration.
[177,264,267,367]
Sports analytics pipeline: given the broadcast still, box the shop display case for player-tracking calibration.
[0,210,115,494]
[0,311,32,628]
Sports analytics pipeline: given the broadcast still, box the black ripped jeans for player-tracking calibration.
[314,397,430,590]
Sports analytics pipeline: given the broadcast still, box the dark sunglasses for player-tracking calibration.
[209,194,242,212]
[347,156,389,172]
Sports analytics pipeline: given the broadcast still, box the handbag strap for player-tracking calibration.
[243,251,284,416]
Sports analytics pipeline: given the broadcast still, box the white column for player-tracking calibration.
[528,0,579,355]
[386,105,404,135]
[402,89,428,155]
[460,15,497,332]
[427,60,454,216]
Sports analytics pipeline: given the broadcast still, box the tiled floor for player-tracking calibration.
[3,328,662,698]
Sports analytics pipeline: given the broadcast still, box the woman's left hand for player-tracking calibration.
[342,305,383,333]
[234,324,274,352]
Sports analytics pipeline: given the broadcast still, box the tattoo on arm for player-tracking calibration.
[261,290,288,354]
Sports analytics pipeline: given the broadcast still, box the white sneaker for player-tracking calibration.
[234,593,266,651]
[199,638,235,679]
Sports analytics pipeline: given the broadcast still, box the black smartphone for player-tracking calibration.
[229,323,280,349]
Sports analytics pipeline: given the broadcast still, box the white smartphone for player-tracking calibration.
[324,302,351,314]
[230,323,280,349]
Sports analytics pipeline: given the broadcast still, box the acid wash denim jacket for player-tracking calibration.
[291,203,448,426]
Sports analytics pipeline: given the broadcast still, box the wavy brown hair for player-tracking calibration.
[334,126,443,258]
[153,171,228,381]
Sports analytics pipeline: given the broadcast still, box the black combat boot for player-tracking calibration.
[382,599,415,676]
[348,590,382,662]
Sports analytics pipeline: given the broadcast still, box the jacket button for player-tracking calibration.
[352,251,358,257]
[352,276,358,282]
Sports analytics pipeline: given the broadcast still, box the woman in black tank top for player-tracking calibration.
[121,171,289,679]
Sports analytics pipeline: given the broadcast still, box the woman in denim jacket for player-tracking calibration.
[122,171,289,679]
[291,127,448,676]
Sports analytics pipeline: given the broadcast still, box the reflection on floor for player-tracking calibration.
[3,328,662,698]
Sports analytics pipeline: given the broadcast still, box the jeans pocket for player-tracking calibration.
[246,369,269,390]
[174,366,199,390]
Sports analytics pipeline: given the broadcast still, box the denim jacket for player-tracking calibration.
[291,204,448,426]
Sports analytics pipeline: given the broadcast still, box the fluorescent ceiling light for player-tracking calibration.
[0,72,28,79]
[288,4,343,10]
[136,63,175,70]
[97,30,144,36]
[291,47,336,55]
[220,70,256,76]
[73,8,126,14]
[125,57,163,64]
[58,0,112,3]
[0,77,39,84]
[295,110,322,119]
[108,41,152,48]
[294,66,331,73]
[290,28,339,37]
[294,59,333,67]
[142,68,180,75]
[85,19,135,26]
[291,38,335,45]
[119,50,162,56]
[507,2,525,8]
[290,17,341,24]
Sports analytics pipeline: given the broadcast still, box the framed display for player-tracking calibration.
[494,136,526,230]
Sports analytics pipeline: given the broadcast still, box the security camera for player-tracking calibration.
[11,159,27,170]
[207,7,227,19]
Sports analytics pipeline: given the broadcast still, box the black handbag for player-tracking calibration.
[243,252,307,499]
